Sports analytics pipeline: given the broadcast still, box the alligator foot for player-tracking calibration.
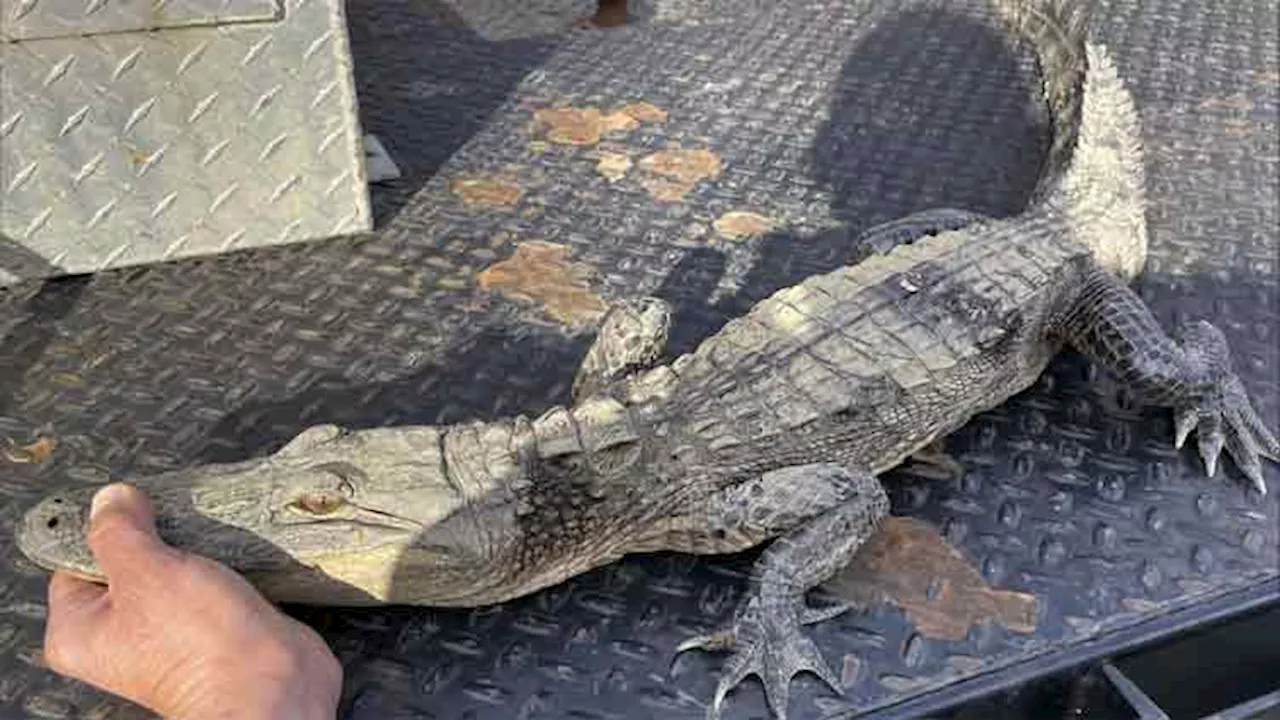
[674,465,888,720]
[572,296,671,401]
[1056,264,1280,495]
[908,438,965,479]
[1171,321,1280,494]
[678,594,844,720]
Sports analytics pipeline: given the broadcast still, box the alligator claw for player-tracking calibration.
[1174,374,1277,495]
[907,438,966,480]
[1174,407,1198,450]
[676,596,845,720]
[799,601,853,626]
[1173,322,1278,495]
[1225,414,1267,495]
[677,629,735,654]
[1197,414,1224,478]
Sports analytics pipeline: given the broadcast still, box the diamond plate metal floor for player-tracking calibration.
[0,0,370,285]
[1,0,1277,718]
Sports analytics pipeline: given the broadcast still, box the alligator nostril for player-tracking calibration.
[47,517,59,529]
[53,498,63,504]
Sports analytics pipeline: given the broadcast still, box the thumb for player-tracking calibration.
[86,483,176,585]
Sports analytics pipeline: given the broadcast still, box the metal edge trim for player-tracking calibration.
[844,577,1280,720]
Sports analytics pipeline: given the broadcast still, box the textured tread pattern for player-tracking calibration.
[0,0,369,284]
[0,0,279,41]
[0,0,1276,718]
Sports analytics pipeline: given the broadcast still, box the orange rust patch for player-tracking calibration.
[637,148,722,202]
[618,102,668,124]
[825,517,1037,641]
[533,107,606,146]
[713,211,775,239]
[596,152,633,182]
[452,176,523,209]
[533,102,668,146]
[122,141,149,167]
[637,177,694,203]
[600,111,640,134]
[476,242,607,328]
[640,148,722,183]
[4,436,56,464]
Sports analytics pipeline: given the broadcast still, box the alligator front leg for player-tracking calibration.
[1056,262,1280,493]
[907,437,966,479]
[676,464,889,720]
[572,297,671,402]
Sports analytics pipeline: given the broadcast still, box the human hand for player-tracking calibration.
[42,483,343,720]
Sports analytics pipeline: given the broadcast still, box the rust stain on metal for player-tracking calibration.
[575,0,630,28]
[452,176,524,209]
[125,147,149,167]
[618,102,668,124]
[532,102,668,146]
[600,111,640,134]
[596,152,633,182]
[4,436,56,464]
[825,516,1038,641]
[638,177,690,202]
[640,148,722,183]
[476,242,607,328]
[534,107,607,146]
[637,148,722,202]
[713,211,775,239]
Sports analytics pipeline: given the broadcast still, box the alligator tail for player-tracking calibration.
[995,0,1150,280]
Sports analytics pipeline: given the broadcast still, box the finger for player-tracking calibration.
[86,483,176,585]
[44,572,108,676]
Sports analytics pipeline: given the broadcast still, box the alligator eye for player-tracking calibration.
[293,491,346,515]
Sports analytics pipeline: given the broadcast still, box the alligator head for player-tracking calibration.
[17,423,520,606]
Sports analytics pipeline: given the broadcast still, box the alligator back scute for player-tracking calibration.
[532,407,583,459]
[571,396,641,452]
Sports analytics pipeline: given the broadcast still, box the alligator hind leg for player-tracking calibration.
[850,207,989,261]
[572,297,671,402]
[674,464,889,720]
[1055,262,1280,493]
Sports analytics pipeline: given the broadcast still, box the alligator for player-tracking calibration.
[16,0,1279,718]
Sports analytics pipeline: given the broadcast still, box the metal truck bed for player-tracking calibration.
[1,0,1276,717]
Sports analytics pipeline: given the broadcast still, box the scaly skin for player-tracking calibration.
[16,0,1278,718]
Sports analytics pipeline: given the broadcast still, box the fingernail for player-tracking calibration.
[89,483,131,521]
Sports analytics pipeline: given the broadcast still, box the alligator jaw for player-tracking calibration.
[19,488,103,582]
[15,453,430,599]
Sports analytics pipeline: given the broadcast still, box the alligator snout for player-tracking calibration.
[17,490,103,582]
